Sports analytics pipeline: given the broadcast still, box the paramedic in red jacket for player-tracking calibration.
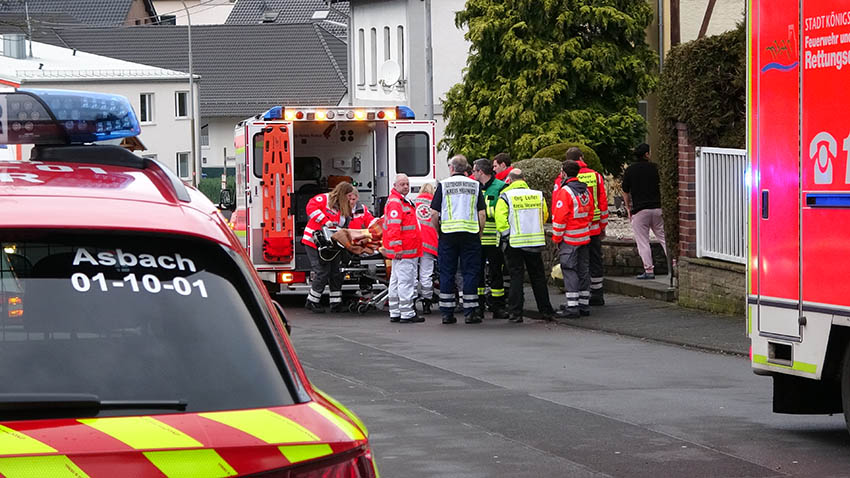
[412,182,438,314]
[553,149,610,305]
[302,182,374,313]
[383,174,424,323]
[493,152,514,181]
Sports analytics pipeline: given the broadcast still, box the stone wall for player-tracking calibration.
[542,229,668,280]
[677,257,745,315]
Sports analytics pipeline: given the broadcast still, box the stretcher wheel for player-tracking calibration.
[357,304,370,314]
[348,302,358,313]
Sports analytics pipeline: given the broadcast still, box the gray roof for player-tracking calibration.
[25,23,348,118]
[226,0,348,37]
[0,0,154,26]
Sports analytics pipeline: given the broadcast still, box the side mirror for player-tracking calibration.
[219,189,236,211]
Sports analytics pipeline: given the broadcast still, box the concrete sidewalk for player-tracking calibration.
[520,284,748,356]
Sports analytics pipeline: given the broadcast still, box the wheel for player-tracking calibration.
[348,302,357,313]
[357,304,369,314]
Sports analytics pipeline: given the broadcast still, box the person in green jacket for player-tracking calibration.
[494,169,556,322]
[471,158,509,319]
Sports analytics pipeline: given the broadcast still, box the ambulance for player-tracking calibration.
[228,106,436,293]
[749,0,850,430]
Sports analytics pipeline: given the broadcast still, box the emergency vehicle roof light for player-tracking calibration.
[263,106,284,120]
[0,89,142,145]
[396,106,415,119]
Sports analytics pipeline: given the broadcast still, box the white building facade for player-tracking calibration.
[0,38,200,182]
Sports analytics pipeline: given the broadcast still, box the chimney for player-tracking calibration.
[2,34,27,59]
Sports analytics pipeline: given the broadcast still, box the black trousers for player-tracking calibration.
[478,245,506,309]
[503,246,554,317]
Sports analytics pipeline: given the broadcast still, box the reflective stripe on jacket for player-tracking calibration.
[439,175,480,234]
[382,189,423,259]
[494,180,549,248]
[552,178,594,246]
[412,192,438,256]
[302,193,375,249]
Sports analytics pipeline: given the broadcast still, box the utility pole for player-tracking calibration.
[180,1,198,187]
[24,0,32,57]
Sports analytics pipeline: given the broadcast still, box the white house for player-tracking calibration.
[0,35,200,180]
[152,0,236,25]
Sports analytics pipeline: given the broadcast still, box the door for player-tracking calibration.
[755,0,801,339]
[800,0,850,314]
[388,121,436,197]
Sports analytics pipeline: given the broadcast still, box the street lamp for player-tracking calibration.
[180,1,198,187]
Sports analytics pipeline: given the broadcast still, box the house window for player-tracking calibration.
[159,14,176,25]
[177,151,191,179]
[384,26,391,61]
[396,132,429,176]
[139,93,154,123]
[397,26,405,80]
[175,91,189,118]
[370,27,377,86]
[200,124,209,147]
[357,29,365,86]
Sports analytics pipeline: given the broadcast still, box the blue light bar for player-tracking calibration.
[263,106,283,120]
[0,89,141,145]
[396,106,415,119]
[805,193,850,208]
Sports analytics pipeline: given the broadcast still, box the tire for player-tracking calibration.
[842,345,850,433]
[357,304,369,315]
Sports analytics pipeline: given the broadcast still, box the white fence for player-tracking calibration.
[695,147,747,264]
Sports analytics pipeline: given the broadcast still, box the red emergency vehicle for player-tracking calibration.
[0,88,378,476]
[229,106,436,294]
[750,0,850,429]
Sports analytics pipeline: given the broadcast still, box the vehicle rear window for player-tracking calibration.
[0,233,295,417]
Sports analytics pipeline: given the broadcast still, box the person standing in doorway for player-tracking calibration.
[430,155,486,324]
[383,174,424,323]
[622,143,667,279]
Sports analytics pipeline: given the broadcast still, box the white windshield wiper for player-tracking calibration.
[0,393,187,411]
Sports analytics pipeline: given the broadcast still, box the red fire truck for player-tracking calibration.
[229,106,436,293]
[750,0,850,428]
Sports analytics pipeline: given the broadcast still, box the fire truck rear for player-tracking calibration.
[749,0,850,431]
[230,106,435,294]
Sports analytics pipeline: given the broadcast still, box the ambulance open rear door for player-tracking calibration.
[388,120,436,194]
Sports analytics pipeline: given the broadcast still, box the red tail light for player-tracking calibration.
[246,448,377,478]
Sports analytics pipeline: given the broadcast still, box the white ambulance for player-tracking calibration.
[227,105,436,293]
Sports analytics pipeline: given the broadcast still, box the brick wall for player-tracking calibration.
[677,257,745,315]
[677,122,696,258]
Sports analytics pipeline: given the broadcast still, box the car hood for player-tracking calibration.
[0,402,367,477]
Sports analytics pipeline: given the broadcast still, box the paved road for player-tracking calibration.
[282,300,850,477]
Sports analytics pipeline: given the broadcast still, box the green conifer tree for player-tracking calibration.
[442,0,658,172]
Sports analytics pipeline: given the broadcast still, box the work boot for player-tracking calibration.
[442,315,457,324]
[508,314,523,323]
[305,300,325,314]
[390,316,400,323]
[401,314,425,324]
[589,296,605,306]
[556,307,580,319]
[492,309,510,320]
[579,308,591,317]
[421,298,432,315]
[329,303,345,314]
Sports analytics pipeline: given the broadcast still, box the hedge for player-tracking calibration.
[198,176,236,204]
[656,23,745,258]
[532,142,605,175]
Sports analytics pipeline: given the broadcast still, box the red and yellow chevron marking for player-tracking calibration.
[0,403,370,477]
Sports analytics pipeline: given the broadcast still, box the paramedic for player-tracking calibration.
[553,147,609,305]
[552,160,594,318]
[413,182,438,314]
[493,152,513,182]
[494,169,555,322]
[302,182,374,313]
[471,158,508,319]
[430,155,487,324]
[384,174,424,323]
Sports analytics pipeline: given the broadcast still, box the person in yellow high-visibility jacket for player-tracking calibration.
[494,169,556,322]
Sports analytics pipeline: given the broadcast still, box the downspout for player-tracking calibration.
[658,0,664,70]
[424,0,434,120]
